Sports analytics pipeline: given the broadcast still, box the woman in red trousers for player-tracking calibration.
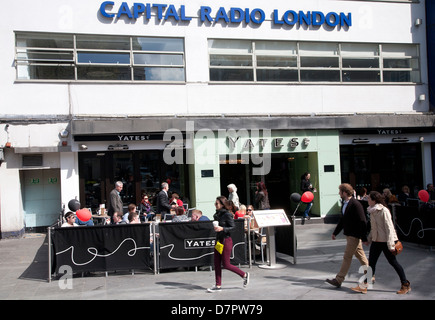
[207,196,250,292]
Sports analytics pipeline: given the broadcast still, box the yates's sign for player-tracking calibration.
[100,2,352,28]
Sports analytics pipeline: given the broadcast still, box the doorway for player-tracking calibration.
[21,169,61,229]
[219,153,309,215]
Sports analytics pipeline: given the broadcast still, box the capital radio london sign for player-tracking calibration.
[99,1,352,29]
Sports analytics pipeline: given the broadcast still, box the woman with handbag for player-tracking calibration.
[207,196,249,293]
[352,191,410,294]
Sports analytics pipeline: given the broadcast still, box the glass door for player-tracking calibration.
[79,153,107,213]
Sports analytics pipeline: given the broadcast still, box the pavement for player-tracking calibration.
[1,222,434,303]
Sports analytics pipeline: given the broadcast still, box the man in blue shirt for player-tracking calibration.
[191,209,210,221]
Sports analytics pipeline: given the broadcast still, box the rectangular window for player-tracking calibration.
[16,33,74,80]
[15,32,185,82]
[341,43,380,82]
[209,39,420,84]
[299,42,340,82]
[132,37,185,81]
[209,40,253,82]
[381,44,420,83]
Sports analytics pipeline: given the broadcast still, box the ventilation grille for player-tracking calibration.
[22,154,43,167]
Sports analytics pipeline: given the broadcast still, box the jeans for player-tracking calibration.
[369,241,408,284]
[214,237,246,286]
[303,202,313,218]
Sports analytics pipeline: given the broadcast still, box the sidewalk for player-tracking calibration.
[0,223,434,300]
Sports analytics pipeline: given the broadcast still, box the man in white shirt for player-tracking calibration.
[62,211,78,227]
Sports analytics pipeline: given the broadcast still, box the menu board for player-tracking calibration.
[253,209,291,228]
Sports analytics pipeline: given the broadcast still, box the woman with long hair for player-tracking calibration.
[255,181,270,210]
[207,196,249,292]
[352,191,411,294]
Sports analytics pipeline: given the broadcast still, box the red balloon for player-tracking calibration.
[76,208,92,222]
[301,191,314,203]
[418,190,430,203]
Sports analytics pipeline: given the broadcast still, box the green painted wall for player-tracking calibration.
[189,129,341,219]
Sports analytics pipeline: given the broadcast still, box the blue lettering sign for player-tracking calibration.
[98,2,351,29]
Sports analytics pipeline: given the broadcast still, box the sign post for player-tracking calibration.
[254,209,291,269]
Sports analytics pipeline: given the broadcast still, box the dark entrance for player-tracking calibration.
[79,150,188,213]
[219,153,303,215]
[340,143,423,197]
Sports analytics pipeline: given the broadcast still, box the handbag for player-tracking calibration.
[393,240,403,256]
[215,241,224,254]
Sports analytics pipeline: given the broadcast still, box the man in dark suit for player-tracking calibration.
[326,183,369,288]
[107,181,124,217]
[156,182,173,217]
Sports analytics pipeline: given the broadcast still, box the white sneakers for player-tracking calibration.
[207,272,250,293]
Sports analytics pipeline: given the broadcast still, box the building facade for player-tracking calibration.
[0,0,434,237]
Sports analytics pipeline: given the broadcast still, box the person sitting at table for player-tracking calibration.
[246,205,257,230]
[169,192,185,210]
[139,193,152,213]
[191,209,210,221]
[172,206,189,222]
[128,211,140,224]
[139,193,155,221]
[62,211,78,227]
[234,204,247,219]
[112,211,127,225]
[123,203,137,223]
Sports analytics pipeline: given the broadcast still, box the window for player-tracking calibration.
[341,43,380,82]
[256,41,298,82]
[16,33,75,80]
[382,44,420,83]
[299,42,340,82]
[208,40,253,81]
[15,32,185,82]
[209,39,420,84]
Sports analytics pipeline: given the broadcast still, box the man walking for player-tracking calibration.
[326,183,369,288]
[108,181,124,217]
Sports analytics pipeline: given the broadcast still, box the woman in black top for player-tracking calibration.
[207,196,249,292]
